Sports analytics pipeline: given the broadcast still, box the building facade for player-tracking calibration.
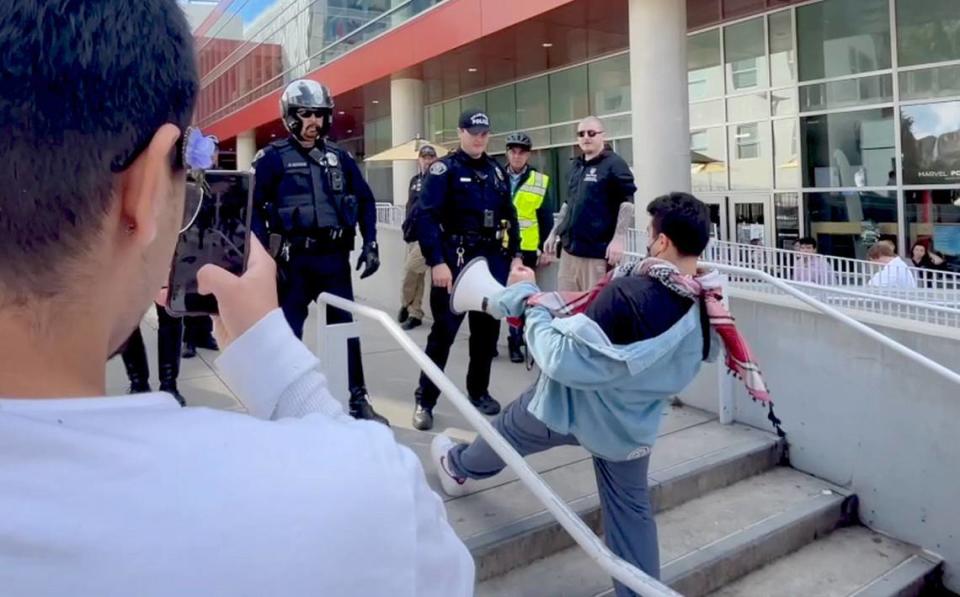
[194,0,960,264]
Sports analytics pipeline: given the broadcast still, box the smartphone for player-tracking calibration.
[166,170,253,316]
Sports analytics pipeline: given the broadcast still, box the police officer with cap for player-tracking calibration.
[412,108,522,431]
[252,79,387,425]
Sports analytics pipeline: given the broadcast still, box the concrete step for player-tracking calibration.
[407,406,783,583]
[475,467,849,597]
[707,527,943,597]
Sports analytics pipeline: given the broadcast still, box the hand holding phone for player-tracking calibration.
[196,236,278,349]
[167,171,253,316]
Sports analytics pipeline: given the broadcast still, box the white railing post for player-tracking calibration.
[716,273,736,425]
[315,305,361,410]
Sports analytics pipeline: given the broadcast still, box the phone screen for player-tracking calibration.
[166,170,252,316]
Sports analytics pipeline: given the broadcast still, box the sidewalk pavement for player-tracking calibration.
[105,298,540,439]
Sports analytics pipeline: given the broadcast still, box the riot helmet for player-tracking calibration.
[280,79,335,141]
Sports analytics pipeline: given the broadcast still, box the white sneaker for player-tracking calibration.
[431,434,472,497]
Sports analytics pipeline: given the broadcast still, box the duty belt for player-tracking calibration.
[288,228,347,248]
[447,233,499,247]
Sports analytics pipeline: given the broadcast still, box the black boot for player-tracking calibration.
[469,393,502,415]
[508,329,524,363]
[157,305,185,407]
[412,404,434,431]
[121,328,152,394]
[349,388,389,426]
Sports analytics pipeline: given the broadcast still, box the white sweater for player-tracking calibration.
[0,309,474,596]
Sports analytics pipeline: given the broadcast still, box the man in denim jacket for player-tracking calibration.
[432,193,715,597]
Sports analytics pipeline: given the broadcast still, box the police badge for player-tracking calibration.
[429,161,448,175]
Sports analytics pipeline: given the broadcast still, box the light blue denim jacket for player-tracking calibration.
[491,282,708,462]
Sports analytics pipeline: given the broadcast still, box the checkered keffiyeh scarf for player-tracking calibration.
[520,258,771,404]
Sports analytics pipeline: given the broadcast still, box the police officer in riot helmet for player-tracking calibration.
[412,108,522,431]
[252,79,387,425]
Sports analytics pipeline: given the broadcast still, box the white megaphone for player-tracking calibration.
[450,257,506,316]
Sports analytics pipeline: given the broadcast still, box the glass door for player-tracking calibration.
[698,193,728,242]
[729,194,771,247]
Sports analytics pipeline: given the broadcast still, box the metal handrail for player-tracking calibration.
[705,238,960,296]
[784,281,960,317]
[316,292,682,597]
[699,263,960,387]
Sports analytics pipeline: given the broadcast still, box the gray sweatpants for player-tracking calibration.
[447,385,659,597]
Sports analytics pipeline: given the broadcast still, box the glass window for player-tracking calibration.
[796,0,891,82]
[441,99,461,144]
[363,116,391,155]
[691,130,709,153]
[725,18,768,92]
[769,10,796,87]
[691,127,728,192]
[900,64,960,102]
[805,190,899,259]
[906,189,960,266]
[549,66,589,123]
[799,75,893,112]
[486,85,517,133]
[800,108,896,188]
[516,76,550,130]
[774,192,801,249]
[614,138,634,169]
[365,162,394,203]
[602,113,632,138]
[554,145,578,206]
[774,118,802,188]
[771,87,798,116]
[896,0,960,67]
[727,92,769,122]
[549,123,576,147]
[688,30,724,101]
[589,54,631,116]
[730,122,772,189]
[691,100,725,128]
[735,123,761,159]
[901,100,960,186]
[425,104,443,142]
[461,92,486,114]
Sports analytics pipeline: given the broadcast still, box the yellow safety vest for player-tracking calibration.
[513,171,550,252]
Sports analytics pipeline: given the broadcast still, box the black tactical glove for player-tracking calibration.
[356,241,380,279]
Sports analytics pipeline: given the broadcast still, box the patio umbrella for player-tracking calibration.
[364,137,450,162]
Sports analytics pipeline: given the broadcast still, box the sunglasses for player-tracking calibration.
[577,130,603,138]
[296,108,326,119]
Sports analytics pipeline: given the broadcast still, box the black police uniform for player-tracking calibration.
[121,303,185,405]
[560,149,637,259]
[415,148,520,413]
[252,135,378,404]
[401,171,426,243]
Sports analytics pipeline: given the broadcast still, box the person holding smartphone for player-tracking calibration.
[181,139,221,360]
[251,80,387,425]
[0,2,473,594]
